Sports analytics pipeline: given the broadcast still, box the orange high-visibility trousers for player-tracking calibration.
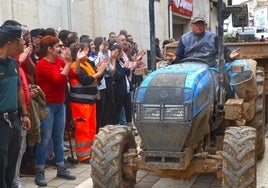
[69,102,96,162]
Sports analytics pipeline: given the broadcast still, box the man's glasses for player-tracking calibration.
[194,22,205,27]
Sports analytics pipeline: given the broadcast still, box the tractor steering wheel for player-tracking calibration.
[179,57,210,65]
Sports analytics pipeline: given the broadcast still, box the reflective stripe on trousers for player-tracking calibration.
[70,102,96,160]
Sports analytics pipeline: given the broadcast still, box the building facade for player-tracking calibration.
[0,0,224,54]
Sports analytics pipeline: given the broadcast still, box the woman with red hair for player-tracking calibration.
[35,35,87,186]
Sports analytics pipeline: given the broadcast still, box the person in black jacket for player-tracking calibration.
[112,45,132,125]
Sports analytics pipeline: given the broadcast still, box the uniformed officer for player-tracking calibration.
[0,22,31,188]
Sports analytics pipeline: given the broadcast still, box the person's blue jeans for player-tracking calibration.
[35,103,66,169]
[120,107,126,125]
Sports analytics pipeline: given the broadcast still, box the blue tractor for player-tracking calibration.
[90,57,264,188]
[90,3,264,188]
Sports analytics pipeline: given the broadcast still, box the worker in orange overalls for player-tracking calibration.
[69,42,108,163]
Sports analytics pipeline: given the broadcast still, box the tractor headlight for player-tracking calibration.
[164,105,184,120]
[143,104,161,120]
[141,104,185,121]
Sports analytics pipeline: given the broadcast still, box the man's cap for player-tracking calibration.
[0,24,22,39]
[191,16,206,24]
[30,28,43,38]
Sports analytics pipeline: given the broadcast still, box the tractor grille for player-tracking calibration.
[134,86,193,123]
[133,86,194,151]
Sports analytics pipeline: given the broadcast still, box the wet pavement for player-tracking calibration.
[22,133,268,188]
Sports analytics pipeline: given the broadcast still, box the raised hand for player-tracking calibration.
[133,50,146,61]
[136,60,146,68]
[76,47,89,62]
[229,48,240,59]
[97,58,109,72]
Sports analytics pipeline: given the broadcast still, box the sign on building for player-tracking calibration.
[171,0,193,16]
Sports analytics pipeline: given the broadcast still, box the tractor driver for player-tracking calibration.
[166,16,240,67]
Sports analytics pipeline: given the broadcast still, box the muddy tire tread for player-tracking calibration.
[91,125,137,188]
[222,126,256,188]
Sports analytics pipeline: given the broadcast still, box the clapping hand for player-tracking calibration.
[133,50,146,61]
[24,46,32,57]
[29,85,40,98]
[136,60,146,68]
[76,47,89,62]
[97,58,109,72]
[124,61,132,69]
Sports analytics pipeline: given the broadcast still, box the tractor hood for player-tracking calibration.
[139,63,215,117]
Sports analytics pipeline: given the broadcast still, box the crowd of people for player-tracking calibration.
[0,15,240,188]
[0,19,147,187]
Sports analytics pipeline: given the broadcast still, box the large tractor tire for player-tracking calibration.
[222,126,256,188]
[246,67,266,159]
[90,125,137,188]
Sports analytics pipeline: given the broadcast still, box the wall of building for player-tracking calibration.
[0,0,220,52]
[0,0,171,51]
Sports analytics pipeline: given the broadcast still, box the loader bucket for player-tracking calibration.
[230,70,258,101]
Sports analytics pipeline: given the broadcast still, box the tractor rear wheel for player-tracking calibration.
[246,67,265,159]
[222,126,256,188]
[90,125,137,188]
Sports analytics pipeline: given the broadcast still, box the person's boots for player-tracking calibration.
[57,166,76,180]
[35,168,47,186]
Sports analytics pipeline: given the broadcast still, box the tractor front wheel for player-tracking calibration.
[90,125,137,188]
[222,126,256,188]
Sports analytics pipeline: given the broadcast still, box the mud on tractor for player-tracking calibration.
[90,2,265,188]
